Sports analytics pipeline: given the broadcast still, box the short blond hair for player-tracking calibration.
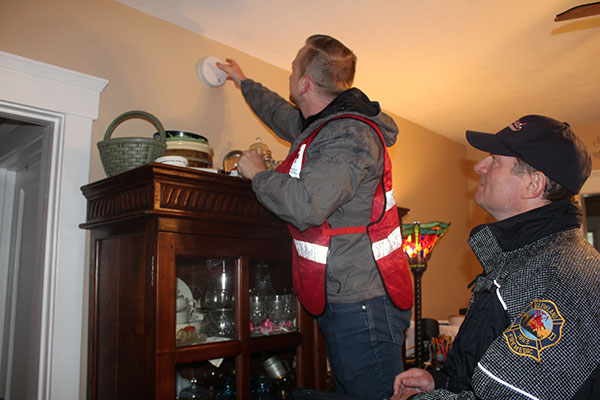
[299,34,356,96]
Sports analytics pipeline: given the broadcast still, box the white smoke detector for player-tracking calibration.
[196,56,227,87]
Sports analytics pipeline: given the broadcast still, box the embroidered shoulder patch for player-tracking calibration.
[503,300,564,362]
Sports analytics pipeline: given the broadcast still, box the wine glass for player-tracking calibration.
[282,294,297,330]
[268,295,285,331]
[250,294,267,335]
[204,287,234,309]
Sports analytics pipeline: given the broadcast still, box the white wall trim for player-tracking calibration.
[0,51,108,400]
[0,51,107,120]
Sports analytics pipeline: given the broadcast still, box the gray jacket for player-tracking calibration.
[241,79,400,304]
[415,201,600,399]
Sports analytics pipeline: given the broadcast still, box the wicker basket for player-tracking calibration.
[97,110,167,177]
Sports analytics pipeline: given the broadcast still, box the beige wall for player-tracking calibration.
[577,122,600,171]
[2,0,476,358]
[1,0,295,182]
[389,121,477,320]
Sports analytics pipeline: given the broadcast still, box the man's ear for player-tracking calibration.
[299,74,310,95]
[524,171,547,199]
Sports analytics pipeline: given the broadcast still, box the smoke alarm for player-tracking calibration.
[196,56,227,87]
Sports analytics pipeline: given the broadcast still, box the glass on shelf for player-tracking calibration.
[176,257,237,347]
[268,295,285,328]
[249,260,297,336]
[282,293,297,329]
[251,375,276,400]
[178,377,210,399]
[250,294,267,330]
[214,376,237,400]
[177,358,235,399]
[204,259,234,309]
[203,308,235,338]
[222,149,243,175]
[252,261,275,297]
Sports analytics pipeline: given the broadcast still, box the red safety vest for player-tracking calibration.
[276,115,414,315]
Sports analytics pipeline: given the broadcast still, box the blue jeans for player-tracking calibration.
[317,296,411,400]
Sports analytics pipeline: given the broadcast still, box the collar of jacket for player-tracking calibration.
[301,87,379,131]
[469,199,582,253]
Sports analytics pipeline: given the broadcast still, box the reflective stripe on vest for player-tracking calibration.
[289,143,306,179]
[372,225,402,261]
[385,189,396,211]
[293,238,328,264]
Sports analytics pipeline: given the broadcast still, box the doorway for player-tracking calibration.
[580,170,600,253]
[583,194,600,252]
[0,50,107,399]
[0,116,51,399]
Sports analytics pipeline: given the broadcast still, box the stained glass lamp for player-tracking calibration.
[402,221,450,368]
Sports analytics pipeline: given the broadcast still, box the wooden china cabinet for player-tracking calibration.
[80,163,328,400]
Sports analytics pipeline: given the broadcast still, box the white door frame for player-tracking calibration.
[0,51,108,400]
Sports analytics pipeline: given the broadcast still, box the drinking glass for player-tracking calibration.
[282,294,297,330]
[214,309,235,338]
[250,294,267,334]
[268,295,285,330]
[204,287,234,309]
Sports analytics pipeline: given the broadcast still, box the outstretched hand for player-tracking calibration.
[216,58,247,89]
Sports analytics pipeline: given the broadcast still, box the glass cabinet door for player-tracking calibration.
[176,257,237,348]
[162,229,305,399]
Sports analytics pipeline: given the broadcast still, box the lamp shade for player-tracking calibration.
[402,221,450,265]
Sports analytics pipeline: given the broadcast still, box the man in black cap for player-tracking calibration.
[392,115,600,399]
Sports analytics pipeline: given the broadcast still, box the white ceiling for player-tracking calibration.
[116,0,600,144]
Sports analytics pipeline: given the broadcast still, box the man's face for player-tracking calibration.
[473,154,530,220]
[289,46,307,106]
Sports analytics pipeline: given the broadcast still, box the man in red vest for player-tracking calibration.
[218,34,413,399]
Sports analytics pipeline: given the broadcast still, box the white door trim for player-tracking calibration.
[0,51,108,400]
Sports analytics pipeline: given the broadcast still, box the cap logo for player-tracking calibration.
[508,120,527,131]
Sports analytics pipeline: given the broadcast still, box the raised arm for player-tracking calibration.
[216,58,247,89]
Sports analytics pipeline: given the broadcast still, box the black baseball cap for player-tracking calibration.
[466,115,591,194]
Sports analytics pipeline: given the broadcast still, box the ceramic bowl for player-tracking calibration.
[155,155,189,168]
[165,130,209,143]
[165,140,213,168]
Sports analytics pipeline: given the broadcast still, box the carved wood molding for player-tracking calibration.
[159,183,272,219]
[82,164,406,228]
[86,184,154,222]
[83,177,274,225]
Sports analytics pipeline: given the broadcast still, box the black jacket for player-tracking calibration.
[415,201,600,399]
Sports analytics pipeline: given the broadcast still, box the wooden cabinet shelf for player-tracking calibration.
[248,333,304,353]
[81,163,323,400]
[174,340,243,364]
